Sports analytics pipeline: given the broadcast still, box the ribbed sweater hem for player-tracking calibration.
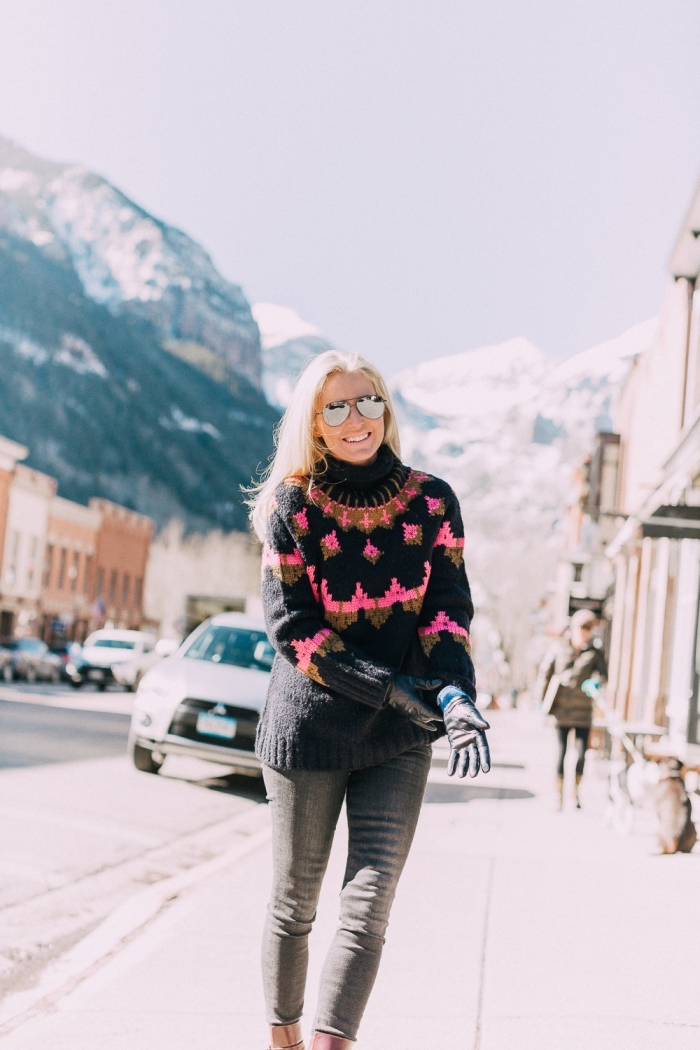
[255,720,446,772]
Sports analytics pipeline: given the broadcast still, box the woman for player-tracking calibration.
[536,608,607,809]
[249,350,490,1050]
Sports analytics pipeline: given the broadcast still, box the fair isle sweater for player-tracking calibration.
[255,446,476,771]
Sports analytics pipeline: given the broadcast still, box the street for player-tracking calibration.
[0,682,267,1005]
[0,699,698,1049]
[0,692,130,769]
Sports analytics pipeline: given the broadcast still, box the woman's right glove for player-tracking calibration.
[386,675,443,732]
[438,685,491,778]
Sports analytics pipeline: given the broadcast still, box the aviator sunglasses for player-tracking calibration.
[317,394,386,427]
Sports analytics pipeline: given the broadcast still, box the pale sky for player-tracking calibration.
[0,0,698,374]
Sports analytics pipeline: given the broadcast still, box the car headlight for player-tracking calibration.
[136,683,182,709]
[66,663,77,675]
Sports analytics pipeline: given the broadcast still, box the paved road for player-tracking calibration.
[0,699,131,768]
[4,709,698,1050]
[0,685,266,1003]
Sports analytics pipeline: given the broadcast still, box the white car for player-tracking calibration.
[128,612,274,777]
[112,637,180,691]
[70,629,156,690]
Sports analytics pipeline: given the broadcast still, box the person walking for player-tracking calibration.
[535,608,607,810]
[248,350,490,1050]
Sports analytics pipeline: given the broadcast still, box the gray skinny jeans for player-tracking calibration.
[262,743,432,1042]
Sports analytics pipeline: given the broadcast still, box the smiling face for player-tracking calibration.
[315,370,385,466]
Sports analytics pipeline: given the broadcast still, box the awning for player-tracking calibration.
[641,504,700,540]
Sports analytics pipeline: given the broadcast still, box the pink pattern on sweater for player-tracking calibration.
[290,628,334,672]
[292,507,310,535]
[363,539,381,562]
[262,543,303,569]
[320,562,431,615]
[434,521,465,550]
[418,610,471,643]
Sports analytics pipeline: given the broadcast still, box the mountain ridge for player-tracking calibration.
[0,138,277,531]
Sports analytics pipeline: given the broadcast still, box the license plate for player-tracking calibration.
[88,670,104,680]
[196,712,237,740]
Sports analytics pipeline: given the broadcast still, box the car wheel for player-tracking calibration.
[97,681,107,692]
[132,742,164,775]
[2,664,13,682]
[50,669,60,684]
[70,679,82,689]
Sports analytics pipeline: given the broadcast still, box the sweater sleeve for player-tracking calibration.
[417,490,477,700]
[262,502,394,709]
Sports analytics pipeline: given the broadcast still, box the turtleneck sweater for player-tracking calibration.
[255,446,476,771]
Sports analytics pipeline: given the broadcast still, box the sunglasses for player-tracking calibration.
[318,394,386,427]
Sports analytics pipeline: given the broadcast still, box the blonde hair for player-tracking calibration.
[248,350,401,540]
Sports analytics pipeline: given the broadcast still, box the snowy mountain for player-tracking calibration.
[0,138,260,387]
[391,318,657,684]
[253,302,334,407]
[0,137,277,530]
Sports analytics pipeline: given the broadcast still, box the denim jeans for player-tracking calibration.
[262,743,432,1041]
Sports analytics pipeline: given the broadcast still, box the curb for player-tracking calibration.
[0,822,271,1036]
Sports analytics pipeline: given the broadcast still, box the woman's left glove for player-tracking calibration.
[438,686,491,778]
[386,675,443,732]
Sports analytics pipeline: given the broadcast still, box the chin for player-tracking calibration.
[339,441,379,463]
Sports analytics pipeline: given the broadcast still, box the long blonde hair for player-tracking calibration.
[248,350,401,540]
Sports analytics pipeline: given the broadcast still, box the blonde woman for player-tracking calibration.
[250,351,490,1050]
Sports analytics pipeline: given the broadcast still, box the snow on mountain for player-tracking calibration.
[254,302,334,407]
[0,138,277,530]
[0,137,261,388]
[391,318,657,685]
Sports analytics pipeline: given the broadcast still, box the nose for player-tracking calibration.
[346,402,365,425]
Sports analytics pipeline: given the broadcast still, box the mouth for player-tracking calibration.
[343,432,372,445]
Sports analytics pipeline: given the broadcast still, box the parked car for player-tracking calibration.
[49,642,84,682]
[0,637,62,683]
[68,629,156,690]
[0,644,12,681]
[112,637,180,691]
[128,613,273,776]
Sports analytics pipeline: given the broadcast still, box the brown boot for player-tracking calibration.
[269,1022,305,1050]
[556,775,564,811]
[575,774,583,809]
[307,1034,354,1049]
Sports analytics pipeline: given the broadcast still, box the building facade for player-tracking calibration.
[0,462,57,638]
[597,178,700,762]
[89,498,153,634]
[0,432,155,642]
[40,496,101,643]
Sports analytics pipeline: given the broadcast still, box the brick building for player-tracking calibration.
[0,431,154,642]
[40,497,101,643]
[89,499,153,633]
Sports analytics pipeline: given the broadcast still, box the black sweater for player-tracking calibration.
[255,446,476,771]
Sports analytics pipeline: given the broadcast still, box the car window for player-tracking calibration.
[17,639,45,652]
[91,639,137,649]
[183,626,274,671]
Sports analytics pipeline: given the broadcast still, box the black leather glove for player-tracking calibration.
[386,675,443,732]
[438,686,490,777]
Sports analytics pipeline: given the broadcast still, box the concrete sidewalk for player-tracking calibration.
[2,708,700,1050]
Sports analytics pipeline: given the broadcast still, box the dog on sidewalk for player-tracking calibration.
[654,759,697,855]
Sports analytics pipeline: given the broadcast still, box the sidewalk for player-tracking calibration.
[2,708,700,1050]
